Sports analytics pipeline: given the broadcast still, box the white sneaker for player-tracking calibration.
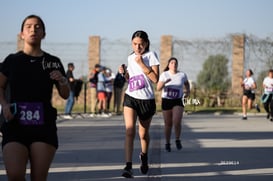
[89,113,95,117]
[62,115,73,119]
[101,112,110,117]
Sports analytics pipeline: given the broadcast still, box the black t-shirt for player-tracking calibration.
[1,51,66,125]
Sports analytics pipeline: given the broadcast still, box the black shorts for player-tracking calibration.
[123,94,156,120]
[161,98,183,110]
[243,90,255,100]
[1,123,58,150]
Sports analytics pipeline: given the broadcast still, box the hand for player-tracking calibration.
[135,55,144,64]
[2,103,14,121]
[50,70,64,82]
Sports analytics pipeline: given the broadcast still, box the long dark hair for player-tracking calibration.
[131,30,150,53]
[164,57,178,71]
[21,14,46,37]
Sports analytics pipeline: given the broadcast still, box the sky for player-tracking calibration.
[1,0,273,43]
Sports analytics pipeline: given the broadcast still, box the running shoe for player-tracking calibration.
[122,166,133,178]
[165,143,171,152]
[255,104,261,112]
[139,153,149,174]
[175,140,182,150]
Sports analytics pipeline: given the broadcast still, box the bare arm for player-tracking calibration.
[157,78,171,91]
[50,70,70,99]
[135,55,159,83]
[0,73,13,121]
[184,80,190,97]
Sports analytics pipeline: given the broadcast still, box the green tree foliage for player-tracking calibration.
[197,54,230,93]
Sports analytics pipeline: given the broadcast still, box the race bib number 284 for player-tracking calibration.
[17,102,44,125]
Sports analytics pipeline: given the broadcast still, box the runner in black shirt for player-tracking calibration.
[0,14,69,181]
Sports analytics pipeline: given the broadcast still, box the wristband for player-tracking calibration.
[145,67,152,75]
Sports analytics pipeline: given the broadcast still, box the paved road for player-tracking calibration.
[0,113,273,180]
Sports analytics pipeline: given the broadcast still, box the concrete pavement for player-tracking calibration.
[0,113,273,180]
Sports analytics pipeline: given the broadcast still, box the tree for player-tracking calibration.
[197,54,230,106]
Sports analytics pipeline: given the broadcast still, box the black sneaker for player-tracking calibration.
[242,116,247,120]
[122,166,133,178]
[255,104,261,112]
[165,143,171,152]
[267,114,270,119]
[175,140,182,150]
[139,153,149,174]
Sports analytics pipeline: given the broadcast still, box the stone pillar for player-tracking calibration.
[156,35,173,105]
[87,36,100,111]
[17,34,24,51]
[232,35,245,96]
[160,35,173,72]
[88,36,101,73]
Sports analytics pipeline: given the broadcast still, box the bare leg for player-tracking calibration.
[123,106,137,163]
[172,106,183,140]
[3,142,29,181]
[29,142,56,181]
[162,110,173,144]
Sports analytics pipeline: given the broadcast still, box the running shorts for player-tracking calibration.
[1,123,58,150]
[123,94,156,120]
[161,98,183,110]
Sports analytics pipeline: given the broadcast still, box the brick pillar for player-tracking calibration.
[87,36,100,111]
[17,34,24,51]
[232,35,245,96]
[156,35,173,105]
[88,36,101,72]
[160,35,173,72]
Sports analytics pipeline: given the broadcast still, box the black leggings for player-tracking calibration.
[263,94,273,116]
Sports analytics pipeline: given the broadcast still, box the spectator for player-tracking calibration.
[89,64,100,117]
[97,67,109,117]
[105,68,115,114]
[113,64,126,115]
[63,63,76,119]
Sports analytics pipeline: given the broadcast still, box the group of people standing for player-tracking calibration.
[89,63,127,117]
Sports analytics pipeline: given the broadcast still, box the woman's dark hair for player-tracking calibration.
[131,30,150,52]
[21,14,46,36]
[164,57,178,71]
[248,69,253,76]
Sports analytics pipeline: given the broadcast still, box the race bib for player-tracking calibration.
[17,102,44,125]
[129,74,145,92]
[166,88,180,99]
[265,87,273,92]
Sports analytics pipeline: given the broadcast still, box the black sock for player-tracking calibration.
[126,162,132,169]
[140,152,148,164]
